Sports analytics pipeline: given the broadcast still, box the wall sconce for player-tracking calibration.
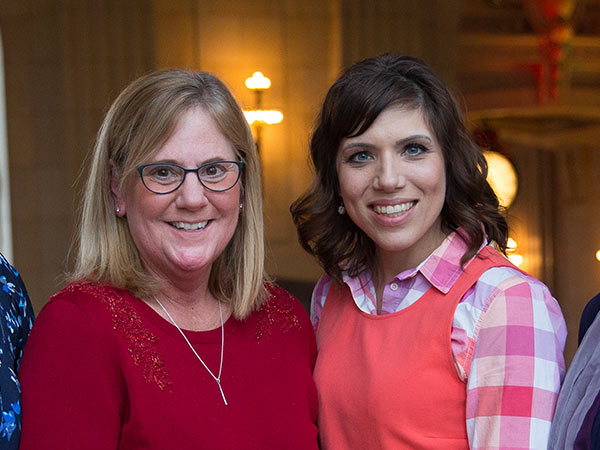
[595,250,600,262]
[243,72,283,153]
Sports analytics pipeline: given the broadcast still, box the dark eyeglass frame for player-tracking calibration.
[136,160,244,194]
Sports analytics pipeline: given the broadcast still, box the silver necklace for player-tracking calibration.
[154,296,228,406]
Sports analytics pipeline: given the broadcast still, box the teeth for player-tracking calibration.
[171,221,208,231]
[374,202,414,215]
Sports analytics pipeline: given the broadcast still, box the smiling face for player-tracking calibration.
[112,106,241,286]
[336,106,447,274]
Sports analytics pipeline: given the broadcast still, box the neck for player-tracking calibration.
[373,229,449,308]
[146,268,231,331]
[154,291,230,332]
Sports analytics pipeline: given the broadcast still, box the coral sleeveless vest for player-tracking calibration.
[314,247,514,449]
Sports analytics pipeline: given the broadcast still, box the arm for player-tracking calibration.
[19,297,124,449]
[465,275,567,450]
[13,269,35,370]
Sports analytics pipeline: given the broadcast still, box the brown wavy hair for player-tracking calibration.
[290,54,508,283]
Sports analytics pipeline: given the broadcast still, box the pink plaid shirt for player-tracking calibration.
[312,231,567,450]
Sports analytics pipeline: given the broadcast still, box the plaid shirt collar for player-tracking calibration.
[389,230,483,295]
[341,230,486,296]
[416,230,474,294]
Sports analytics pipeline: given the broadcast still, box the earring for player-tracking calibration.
[115,207,120,214]
[337,201,345,215]
[239,203,243,210]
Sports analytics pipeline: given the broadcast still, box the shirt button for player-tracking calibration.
[390,282,398,291]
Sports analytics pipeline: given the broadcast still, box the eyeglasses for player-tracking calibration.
[136,160,244,194]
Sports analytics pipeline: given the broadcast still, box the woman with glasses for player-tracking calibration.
[290,54,567,449]
[19,70,318,449]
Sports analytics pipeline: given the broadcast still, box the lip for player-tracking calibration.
[372,201,415,215]
[370,197,415,205]
[369,200,416,225]
[167,220,211,232]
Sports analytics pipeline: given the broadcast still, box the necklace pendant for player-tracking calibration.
[217,379,228,406]
[154,297,228,406]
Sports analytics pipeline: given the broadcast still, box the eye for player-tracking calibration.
[348,151,373,163]
[403,143,428,157]
[155,167,172,178]
[145,165,182,184]
[200,162,228,180]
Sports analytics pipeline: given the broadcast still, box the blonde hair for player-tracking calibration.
[71,70,268,319]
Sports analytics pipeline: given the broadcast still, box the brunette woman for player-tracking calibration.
[291,54,566,450]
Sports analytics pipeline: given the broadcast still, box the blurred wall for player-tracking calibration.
[0,0,462,309]
[0,1,155,307]
[1,0,600,362]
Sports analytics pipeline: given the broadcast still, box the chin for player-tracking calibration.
[168,254,212,273]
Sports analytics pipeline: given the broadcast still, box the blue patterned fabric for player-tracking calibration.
[0,253,34,449]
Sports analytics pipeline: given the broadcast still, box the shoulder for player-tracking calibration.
[0,254,31,309]
[261,283,310,322]
[582,293,600,322]
[477,264,555,305]
[22,282,143,382]
[458,249,565,341]
[47,280,134,314]
[21,284,122,385]
[459,263,566,380]
[473,265,565,337]
[0,253,20,284]
[252,284,313,340]
[579,293,600,343]
[265,283,302,305]
[51,280,124,301]
[35,281,140,341]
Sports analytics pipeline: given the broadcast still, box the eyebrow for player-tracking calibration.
[341,134,433,151]
[149,156,232,166]
[397,134,433,144]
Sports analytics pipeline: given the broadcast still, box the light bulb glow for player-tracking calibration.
[596,250,600,262]
[245,72,271,90]
[508,254,523,267]
[483,150,518,208]
[507,237,518,251]
[243,109,283,125]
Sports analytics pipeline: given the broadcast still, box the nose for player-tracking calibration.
[174,172,209,209]
[373,154,406,192]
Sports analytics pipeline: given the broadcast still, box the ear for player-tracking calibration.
[110,160,126,217]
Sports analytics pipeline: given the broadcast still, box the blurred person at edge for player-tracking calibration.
[550,292,600,450]
[0,253,34,449]
[290,53,566,450]
[18,70,318,449]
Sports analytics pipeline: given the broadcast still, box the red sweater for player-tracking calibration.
[19,282,318,449]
